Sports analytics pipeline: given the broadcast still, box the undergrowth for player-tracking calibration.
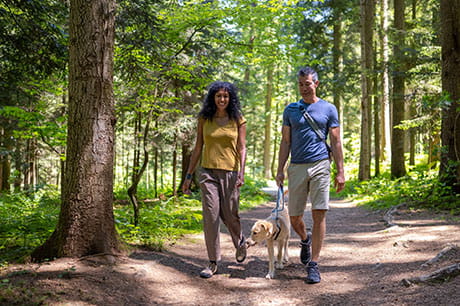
[337,166,460,215]
[2,166,457,269]
[0,177,271,267]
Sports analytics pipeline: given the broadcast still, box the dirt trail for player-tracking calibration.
[1,198,459,305]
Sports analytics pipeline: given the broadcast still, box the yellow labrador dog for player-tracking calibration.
[247,207,290,279]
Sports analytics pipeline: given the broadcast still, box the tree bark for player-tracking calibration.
[263,65,273,179]
[373,51,381,177]
[172,132,178,197]
[32,0,118,261]
[439,0,460,194]
[0,125,11,193]
[380,0,391,164]
[332,3,343,125]
[128,109,142,225]
[391,0,407,178]
[23,138,37,191]
[359,0,374,181]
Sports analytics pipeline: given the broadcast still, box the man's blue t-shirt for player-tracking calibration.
[282,99,339,164]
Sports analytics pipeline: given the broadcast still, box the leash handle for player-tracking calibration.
[272,185,285,214]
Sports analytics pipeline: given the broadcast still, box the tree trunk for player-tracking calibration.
[154,146,158,197]
[391,0,407,178]
[439,0,460,194]
[13,141,22,192]
[23,138,37,191]
[409,103,416,165]
[373,51,381,177]
[359,0,374,181]
[380,0,391,164]
[0,126,11,193]
[180,143,193,191]
[271,99,279,179]
[244,34,255,177]
[332,0,344,127]
[172,133,178,197]
[32,0,118,261]
[128,110,142,226]
[263,65,273,179]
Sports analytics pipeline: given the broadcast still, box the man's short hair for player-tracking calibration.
[297,67,318,82]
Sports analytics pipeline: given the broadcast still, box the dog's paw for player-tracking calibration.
[275,262,284,269]
[265,272,275,279]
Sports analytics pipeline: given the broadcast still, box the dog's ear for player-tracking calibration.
[260,223,268,231]
[262,221,273,236]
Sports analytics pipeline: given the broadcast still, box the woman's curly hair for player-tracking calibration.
[199,81,243,121]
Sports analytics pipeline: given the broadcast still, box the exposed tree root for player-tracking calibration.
[421,244,459,267]
[402,263,460,287]
[383,203,405,227]
[77,252,123,265]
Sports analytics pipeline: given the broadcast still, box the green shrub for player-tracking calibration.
[0,187,60,266]
[114,177,271,250]
[340,167,460,214]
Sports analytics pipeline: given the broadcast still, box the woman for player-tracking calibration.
[182,81,247,278]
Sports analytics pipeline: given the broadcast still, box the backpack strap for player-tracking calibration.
[298,102,333,160]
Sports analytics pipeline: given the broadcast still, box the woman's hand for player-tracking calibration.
[182,179,192,195]
[236,172,245,188]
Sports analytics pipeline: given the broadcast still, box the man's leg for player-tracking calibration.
[290,215,308,241]
[311,209,326,262]
[291,215,312,265]
[305,160,330,283]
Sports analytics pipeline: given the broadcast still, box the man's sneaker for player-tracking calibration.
[300,232,312,265]
[236,237,247,263]
[306,261,321,284]
[200,261,217,278]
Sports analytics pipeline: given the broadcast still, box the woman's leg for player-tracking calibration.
[218,170,243,249]
[200,169,222,262]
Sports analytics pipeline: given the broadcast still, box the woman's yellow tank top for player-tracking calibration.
[201,116,246,171]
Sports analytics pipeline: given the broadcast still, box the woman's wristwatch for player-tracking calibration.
[185,173,192,180]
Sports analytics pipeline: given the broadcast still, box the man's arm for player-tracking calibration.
[329,126,345,192]
[276,125,291,187]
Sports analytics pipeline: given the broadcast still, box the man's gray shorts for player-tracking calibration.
[287,159,331,216]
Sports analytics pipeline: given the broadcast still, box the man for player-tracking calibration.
[276,66,345,284]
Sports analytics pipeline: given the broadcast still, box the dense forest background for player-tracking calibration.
[0,0,459,263]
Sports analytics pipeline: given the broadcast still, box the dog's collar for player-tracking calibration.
[273,222,282,241]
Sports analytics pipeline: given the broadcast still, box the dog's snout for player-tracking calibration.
[246,239,257,247]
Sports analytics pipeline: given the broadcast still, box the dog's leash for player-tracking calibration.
[271,185,285,240]
[272,185,285,217]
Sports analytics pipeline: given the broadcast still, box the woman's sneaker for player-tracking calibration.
[200,261,217,278]
[236,237,247,263]
[300,232,312,265]
[306,261,321,284]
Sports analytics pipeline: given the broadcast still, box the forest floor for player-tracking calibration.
[1,190,460,305]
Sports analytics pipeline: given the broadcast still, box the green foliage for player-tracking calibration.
[0,105,67,150]
[0,177,271,264]
[0,0,68,98]
[114,196,203,250]
[0,187,60,267]
[340,167,460,215]
[239,177,272,210]
[114,177,271,250]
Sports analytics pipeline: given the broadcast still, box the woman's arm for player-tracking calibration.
[182,118,204,194]
[236,122,247,187]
